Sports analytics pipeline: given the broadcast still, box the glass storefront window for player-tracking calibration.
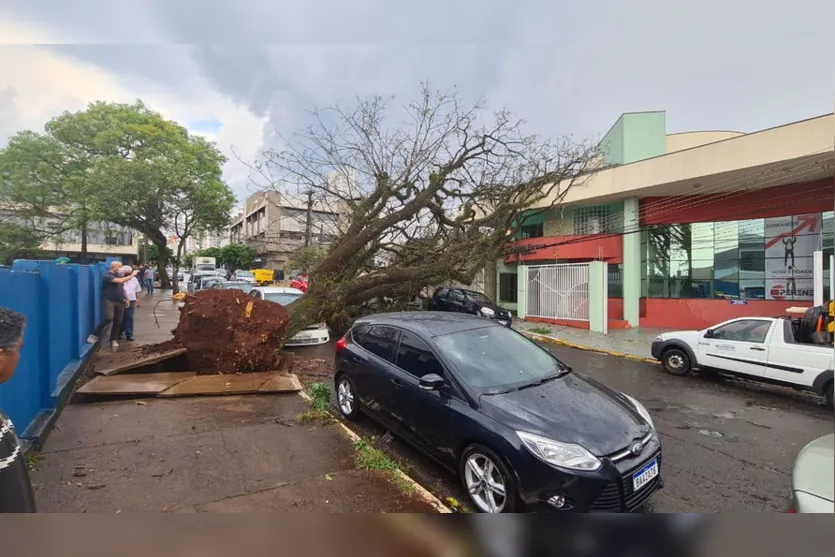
[640,211,831,301]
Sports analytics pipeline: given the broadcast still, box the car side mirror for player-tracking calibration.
[704,329,714,338]
[419,373,445,391]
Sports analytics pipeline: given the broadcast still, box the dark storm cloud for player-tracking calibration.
[4,0,834,158]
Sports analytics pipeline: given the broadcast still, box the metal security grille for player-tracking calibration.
[527,264,590,321]
[574,205,610,235]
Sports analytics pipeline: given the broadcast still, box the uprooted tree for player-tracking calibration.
[257,86,600,338]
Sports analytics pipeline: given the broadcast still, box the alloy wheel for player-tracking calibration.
[337,379,354,415]
[464,453,507,513]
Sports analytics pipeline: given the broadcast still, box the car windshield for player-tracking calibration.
[236,271,254,278]
[265,292,302,306]
[434,326,568,391]
[196,265,214,271]
[463,290,492,304]
[222,282,252,292]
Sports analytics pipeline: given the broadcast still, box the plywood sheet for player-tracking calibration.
[158,372,279,397]
[95,348,187,376]
[77,372,196,395]
[259,373,303,393]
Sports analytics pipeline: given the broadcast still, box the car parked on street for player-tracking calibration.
[789,433,834,513]
[651,316,834,408]
[232,270,257,284]
[248,286,329,346]
[211,280,254,294]
[428,287,513,327]
[290,274,309,293]
[333,311,661,513]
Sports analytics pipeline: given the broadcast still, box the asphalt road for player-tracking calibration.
[288,339,833,513]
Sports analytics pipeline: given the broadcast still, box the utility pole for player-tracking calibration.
[304,189,313,247]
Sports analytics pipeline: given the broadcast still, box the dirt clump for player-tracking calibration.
[172,289,290,374]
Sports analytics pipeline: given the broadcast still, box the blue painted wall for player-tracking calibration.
[0,260,109,440]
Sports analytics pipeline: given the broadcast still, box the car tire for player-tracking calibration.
[335,374,361,421]
[662,348,691,376]
[459,444,520,513]
[825,382,833,410]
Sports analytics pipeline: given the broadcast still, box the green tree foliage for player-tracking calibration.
[0,130,96,262]
[219,243,256,270]
[191,243,256,271]
[1,100,236,291]
[0,221,42,264]
[287,245,327,274]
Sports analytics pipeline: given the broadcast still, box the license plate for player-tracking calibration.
[498,320,508,326]
[294,333,312,340]
[632,459,659,492]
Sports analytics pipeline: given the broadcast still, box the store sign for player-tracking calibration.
[504,242,550,256]
[764,214,821,301]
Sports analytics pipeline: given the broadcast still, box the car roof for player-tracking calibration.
[253,286,304,294]
[354,311,498,337]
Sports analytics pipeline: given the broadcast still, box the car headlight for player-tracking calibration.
[516,431,601,471]
[622,393,655,430]
[480,307,495,317]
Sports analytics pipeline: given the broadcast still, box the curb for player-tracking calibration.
[297,391,452,513]
[521,331,660,365]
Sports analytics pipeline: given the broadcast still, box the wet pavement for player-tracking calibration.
[289,337,833,513]
[516,320,668,359]
[30,293,438,513]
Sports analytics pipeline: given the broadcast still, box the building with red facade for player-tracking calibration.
[496,111,834,330]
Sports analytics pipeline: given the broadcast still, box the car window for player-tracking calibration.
[396,331,445,379]
[250,290,261,298]
[448,289,466,302]
[434,288,449,299]
[435,326,565,390]
[358,325,400,363]
[264,292,302,306]
[463,290,492,304]
[711,319,771,343]
[352,326,370,345]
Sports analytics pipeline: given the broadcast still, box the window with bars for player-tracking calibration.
[573,205,610,235]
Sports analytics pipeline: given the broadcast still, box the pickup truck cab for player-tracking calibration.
[651,317,833,408]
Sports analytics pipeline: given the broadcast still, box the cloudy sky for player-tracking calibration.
[1,0,833,201]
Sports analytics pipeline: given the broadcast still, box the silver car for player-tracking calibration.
[790,433,834,513]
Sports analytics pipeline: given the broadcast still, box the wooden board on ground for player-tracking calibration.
[259,373,303,393]
[77,372,196,395]
[158,372,302,398]
[95,347,187,376]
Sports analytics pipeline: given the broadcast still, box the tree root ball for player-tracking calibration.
[174,289,290,373]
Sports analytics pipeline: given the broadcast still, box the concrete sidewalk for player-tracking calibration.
[515,319,670,361]
[29,290,444,513]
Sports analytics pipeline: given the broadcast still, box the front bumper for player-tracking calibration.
[285,329,330,347]
[650,341,664,361]
[517,433,663,512]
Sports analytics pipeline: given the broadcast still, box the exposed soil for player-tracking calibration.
[171,289,290,374]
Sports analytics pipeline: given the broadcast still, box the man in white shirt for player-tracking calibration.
[118,266,143,341]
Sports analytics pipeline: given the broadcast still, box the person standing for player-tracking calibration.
[102,261,138,351]
[137,264,147,288]
[118,266,142,342]
[144,265,155,295]
[0,306,37,513]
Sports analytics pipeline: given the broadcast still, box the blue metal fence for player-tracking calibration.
[0,258,121,445]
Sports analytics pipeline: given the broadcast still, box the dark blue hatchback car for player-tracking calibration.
[333,311,663,513]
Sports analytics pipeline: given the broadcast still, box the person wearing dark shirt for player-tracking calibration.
[0,306,37,513]
[101,261,138,351]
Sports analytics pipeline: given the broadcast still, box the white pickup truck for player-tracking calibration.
[651,317,833,409]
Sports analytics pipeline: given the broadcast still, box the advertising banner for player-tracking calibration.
[764,214,821,301]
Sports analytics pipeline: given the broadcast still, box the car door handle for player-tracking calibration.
[391,378,404,389]
[750,347,766,351]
